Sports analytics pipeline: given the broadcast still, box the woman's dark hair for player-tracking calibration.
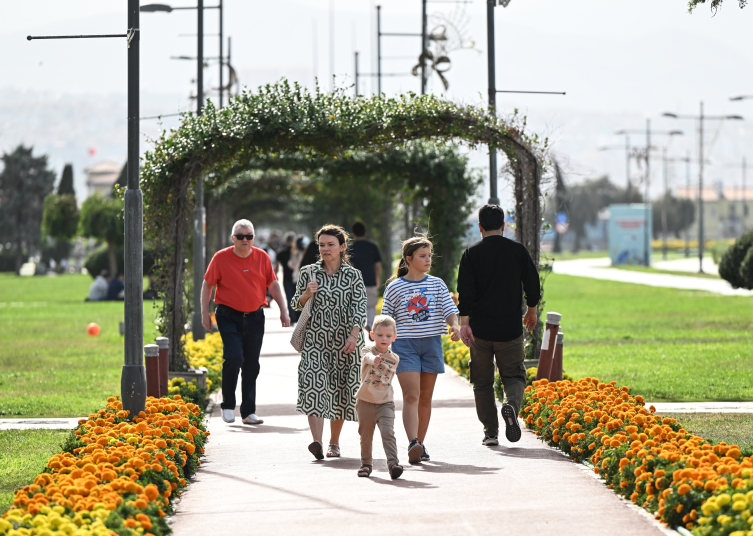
[300,240,319,267]
[389,235,433,283]
[315,224,351,264]
[479,204,505,231]
[351,221,366,237]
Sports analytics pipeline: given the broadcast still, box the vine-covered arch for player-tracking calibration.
[141,80,546,366]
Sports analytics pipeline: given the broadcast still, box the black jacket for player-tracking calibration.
[456,235,541,342]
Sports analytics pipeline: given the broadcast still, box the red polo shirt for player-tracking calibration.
[204,246,276,312]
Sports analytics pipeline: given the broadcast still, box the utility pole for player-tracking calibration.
[28,0,146,419]
[421,0,428,95]
[192,0,206,340]
[354,51,359,96]
[663,103,743,273]
[486,0,499,205]
[662,148,669,260]
[377,6,382,94]
[645,119,651,266]
[219,0,223,108]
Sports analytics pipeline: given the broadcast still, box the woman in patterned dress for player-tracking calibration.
[292,224,367,460]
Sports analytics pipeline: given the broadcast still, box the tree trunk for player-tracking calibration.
[107,242,118,278]
[378,200,393,287]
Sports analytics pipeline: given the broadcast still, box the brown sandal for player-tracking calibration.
[357,465,372,477]
[308,441,324,460]
[389,464,403,480]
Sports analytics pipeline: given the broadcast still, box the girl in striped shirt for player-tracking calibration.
[381,236,461,463]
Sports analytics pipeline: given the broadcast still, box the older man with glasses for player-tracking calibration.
[201,219,291,425]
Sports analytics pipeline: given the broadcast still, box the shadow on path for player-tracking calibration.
[198,469,370,515]
[311,457,440,488]
[490,444,573,461]
[226,424,308,435]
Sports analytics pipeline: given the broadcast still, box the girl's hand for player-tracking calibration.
[303,280,319,300]
[344,335,358,354]
[449,324,461,342]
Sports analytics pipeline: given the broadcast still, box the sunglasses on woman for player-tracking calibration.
[234,234,254,241]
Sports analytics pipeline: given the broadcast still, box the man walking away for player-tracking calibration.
[275,232,298,322]
[457,205,540,446]
[201,219,291,425]
[350,221,382,331]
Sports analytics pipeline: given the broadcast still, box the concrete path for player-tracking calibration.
[170,303,671,536]
[0,418,82,430]
[653,257,719,274]
[552,258,753,297]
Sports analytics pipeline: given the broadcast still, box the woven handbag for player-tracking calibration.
[290,265,316,353]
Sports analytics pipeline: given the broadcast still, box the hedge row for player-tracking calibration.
[522,378,753,536]
[0,395,208,536]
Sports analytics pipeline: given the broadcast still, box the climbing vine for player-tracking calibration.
[140,80,546,367]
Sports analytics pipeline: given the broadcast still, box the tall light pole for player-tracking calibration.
[613,125,683,265]
[29,0,146,418]
[598,136,632,194]
[663,103,743,273]
[142,2,219,340]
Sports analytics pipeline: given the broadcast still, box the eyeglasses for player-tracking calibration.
[234,234,254,241]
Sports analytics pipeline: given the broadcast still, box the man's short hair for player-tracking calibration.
[352,221,366,237]
[371,314,396,334]
[283,231,296,244]
[479,205,505,231]
[100,269,109,278]
[231,219,254,235]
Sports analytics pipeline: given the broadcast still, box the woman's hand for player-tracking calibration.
[302,280,319,301]
[343,334,358,354]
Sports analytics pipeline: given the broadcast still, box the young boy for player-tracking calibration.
[356,315,403,480]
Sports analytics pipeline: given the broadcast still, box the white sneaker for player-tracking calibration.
[242,414,264,425]
[221,408,235,423]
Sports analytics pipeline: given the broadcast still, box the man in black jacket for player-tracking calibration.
[457,204,540,446]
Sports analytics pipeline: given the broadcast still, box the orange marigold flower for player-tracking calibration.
[677,484,691,495]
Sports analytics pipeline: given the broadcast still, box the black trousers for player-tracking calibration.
[215,304,265,418]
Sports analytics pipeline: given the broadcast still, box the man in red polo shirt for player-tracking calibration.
[201,219,291,425]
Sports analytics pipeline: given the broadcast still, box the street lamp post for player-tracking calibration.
[614,125,683,266]
[28,0,146,418]
[663,102,743,273]
[141,2,224,341]
[598,135,632,193]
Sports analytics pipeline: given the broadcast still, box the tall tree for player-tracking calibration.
[0,145,56,273]
[78,194,124,277]
[57,164,75,196]
[652,193,695,238]
[42,194,79,242]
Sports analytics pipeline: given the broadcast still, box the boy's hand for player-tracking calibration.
[373,354,382,366]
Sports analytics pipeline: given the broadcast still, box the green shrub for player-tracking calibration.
[711,241,731,264]
[718,229,753,289]
[740,245,753,290]
[83,244,156,278]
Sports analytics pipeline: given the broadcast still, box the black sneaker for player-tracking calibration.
[420,445,430,461]
[408,438,423,464]
[501,403,521,443]
[482,435,499,446]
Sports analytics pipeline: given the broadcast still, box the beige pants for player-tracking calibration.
[365,286,378,329]
[356,399,399,469]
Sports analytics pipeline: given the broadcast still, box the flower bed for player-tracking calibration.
[0,395,208,536]
[522,377,753,535]
[183,332,222,393]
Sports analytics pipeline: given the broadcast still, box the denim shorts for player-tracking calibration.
[392,336,445,374]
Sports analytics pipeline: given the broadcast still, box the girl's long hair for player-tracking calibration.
[388,235,433,284]
[315,224,352,264]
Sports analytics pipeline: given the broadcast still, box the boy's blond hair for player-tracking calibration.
[371,314,396,334]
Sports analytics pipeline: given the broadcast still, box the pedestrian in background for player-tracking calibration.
[349,221,382,331]
[275,232,298,322]
[457,204,540,446]
[201,219,291,426]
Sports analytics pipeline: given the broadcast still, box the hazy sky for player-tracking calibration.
[2,0,753,207]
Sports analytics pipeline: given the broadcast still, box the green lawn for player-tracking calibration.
[545,274,753,401]
[662,413,753,455]
[0,274,160,418]
[0,429,70,512]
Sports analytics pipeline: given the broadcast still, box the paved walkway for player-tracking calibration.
[552,258,753,297]
[652,257,719,274]
[170,304,671,536]
[0,418,83,430]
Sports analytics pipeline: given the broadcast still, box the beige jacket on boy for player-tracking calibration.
[355,345,399,404]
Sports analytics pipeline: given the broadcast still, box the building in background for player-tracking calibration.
[676,185,753,240]
[84,161,122,197]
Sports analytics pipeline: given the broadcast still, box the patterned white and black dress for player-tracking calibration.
[292,260,367,421]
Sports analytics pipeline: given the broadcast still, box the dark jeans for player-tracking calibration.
[215,304,265,418]
[283,280,298,322]
[469,334,526,437]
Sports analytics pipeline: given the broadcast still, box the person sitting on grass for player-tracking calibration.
[106,273,125,301]
[356,314,403,480]
[87,269,109,301]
